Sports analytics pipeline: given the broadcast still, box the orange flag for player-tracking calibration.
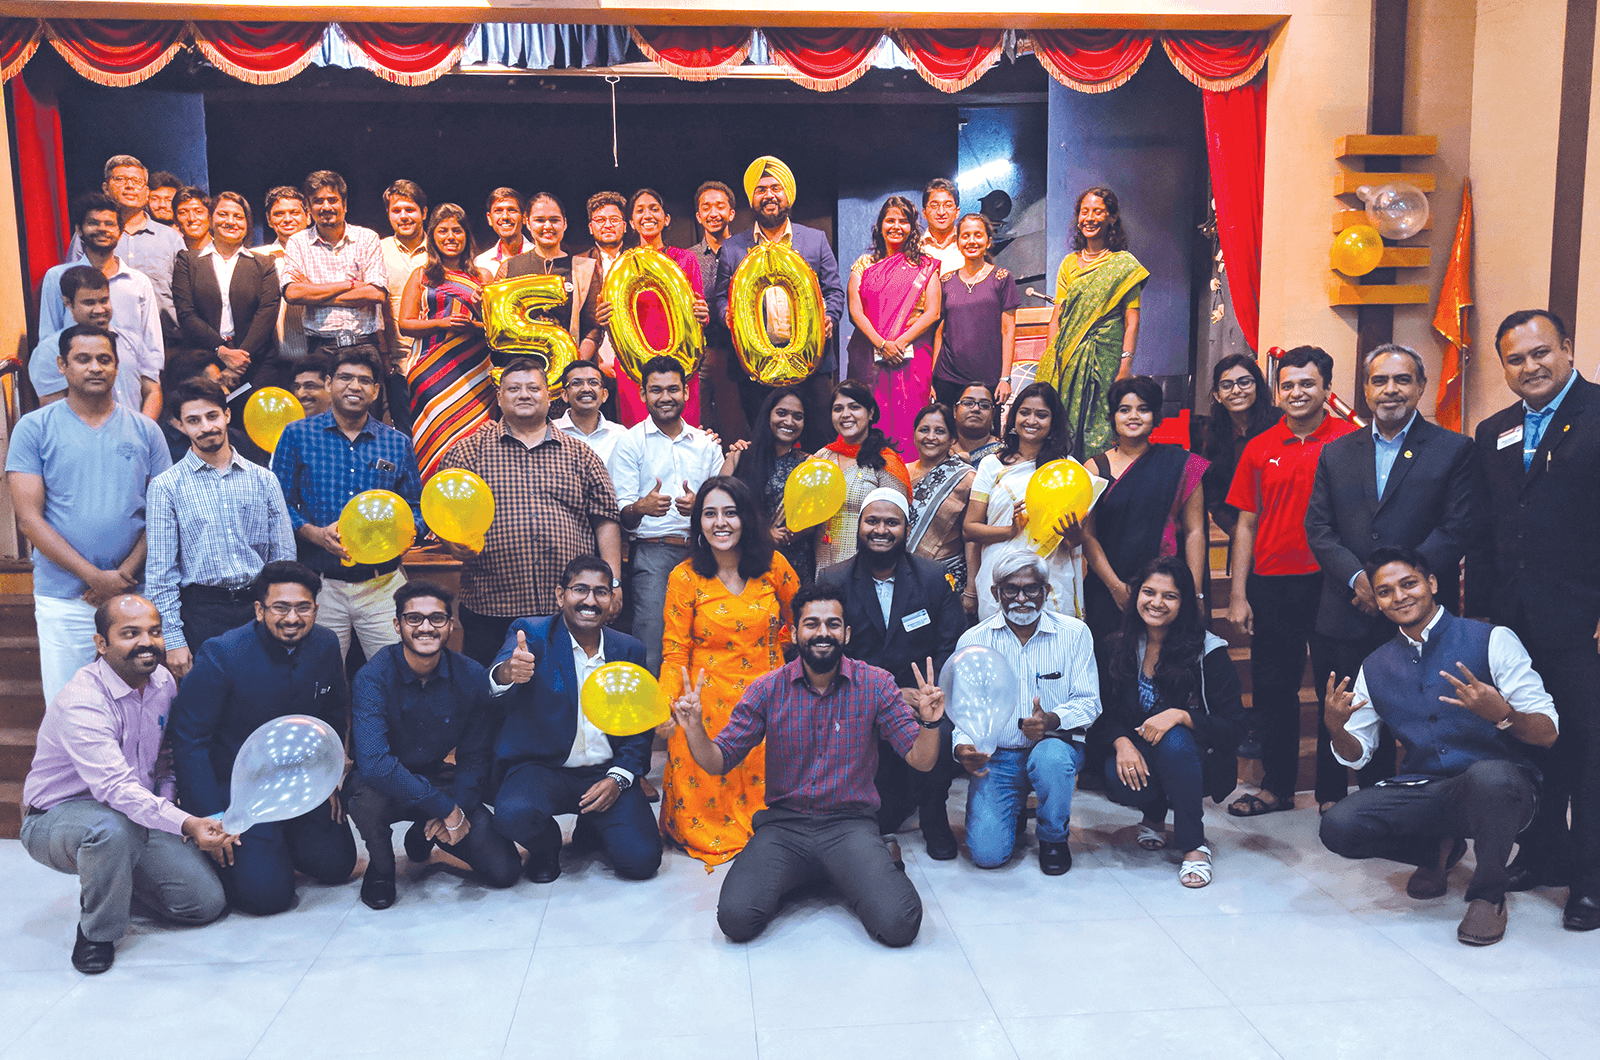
[1432,181,1473,432]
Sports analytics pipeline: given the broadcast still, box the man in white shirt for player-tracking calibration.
[918,178,965,274]
[486,555,662,883]
[551,360,625,467]
[953,549,1101,875]
[610,356,725,674]
[30,265,159,418]
[252,186,310,383]
[65,155,184,341]
[473,187,528,275]
[378,180,430,431]
[1320,546,1558,946]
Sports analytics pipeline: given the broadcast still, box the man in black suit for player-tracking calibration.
[1469,309,1600,930]
[1305,343,1485,809]
[818,488,964,859]
[486,554,661,884]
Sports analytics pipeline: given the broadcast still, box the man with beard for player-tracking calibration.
[579,191,630,280]
[39,193,165,373]
[817,489,964,861]
[346,582,521,908]
[611,355,725,673]
[170,561,358,915]
[146,377,296,679]
[486,555,661,883]
[281,170,387,374]
[21,594,233,973]
[672,584,947,947]
[713,156,847,441]
[953,550,1101,874]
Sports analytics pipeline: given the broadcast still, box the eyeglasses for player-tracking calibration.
[956,398,994,411]
[332,372,377,387]
[107,175,147,188]
[1216,378,1256,393]
[996,583,1048,601]
[266,602,315,617]
[400,612,450,629]
[565,584,614,600]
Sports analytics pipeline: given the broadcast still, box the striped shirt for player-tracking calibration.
[281,223,387,337]
[952,610,1102,750]
[146,449,298,650]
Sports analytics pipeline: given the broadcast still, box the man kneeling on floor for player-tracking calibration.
[671,584,947,947]
[1319,546,1557,946]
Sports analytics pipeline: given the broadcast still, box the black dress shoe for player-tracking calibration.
[360,870,397,910]
[1038,840,1072,876]
[71,927,114,974]
[525,848,561,884]
[403,821,434,864]
[1506,859,1568,893]
[921,814,958,861]
[1564,892,1600,931]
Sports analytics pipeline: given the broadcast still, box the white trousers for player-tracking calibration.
[35,594,98,704]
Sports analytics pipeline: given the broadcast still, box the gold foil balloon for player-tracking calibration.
[1024,458,1095,554]
[420,469,495,551]
[729,241,826,385]
[1330,224,1385,277]
[482,273,581,381]
[602,246,705,385]
[580,661,668,736]
[242,387,304,453]
[783,458,846,532]
[337,489,416,566]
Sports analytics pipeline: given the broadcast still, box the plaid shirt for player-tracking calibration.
[716,655,920,816]
[271,411,425,575]
[439,420,619,617]
[281,223,387,337]
[146,449,298,650]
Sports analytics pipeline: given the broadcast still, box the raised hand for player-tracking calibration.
[670,667,708,732]
[674,479,696,516]
[909,657,945,725]
[1439,661,1513,725]
[635,478,672,519]
[1324,673,1365,730]
[1019,696,1059,741]
[499,630,537,685]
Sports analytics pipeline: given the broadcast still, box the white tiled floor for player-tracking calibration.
[0,786,1587,1060]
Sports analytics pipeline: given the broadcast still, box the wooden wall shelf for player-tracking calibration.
[1328,282,1430,306]
[1334,134,1438,158]
[1333,208,1432,233]
[1378,247,1431,268]
[1334,171,1436,196]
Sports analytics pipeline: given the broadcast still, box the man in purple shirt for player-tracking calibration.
[671,584,947,947]
[20,594,236,974]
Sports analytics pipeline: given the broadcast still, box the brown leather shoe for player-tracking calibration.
[1406,837,1467,900]
[1457,898,1507,946]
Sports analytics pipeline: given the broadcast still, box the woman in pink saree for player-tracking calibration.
[846,195,943,455]
[613,188,710,427]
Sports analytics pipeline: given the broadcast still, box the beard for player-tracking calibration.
[798,636,842,672]
[1002,601,1043,626]
[858,535,906,567]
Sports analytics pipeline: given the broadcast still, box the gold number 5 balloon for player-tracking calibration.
[602,246,705,385]
[729,241,825,386]
[482,274,581,382]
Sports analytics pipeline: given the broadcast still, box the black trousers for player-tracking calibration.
[1248,572,1323,801]
[459,606,516,670]
[177,589,255,654]
[1319,759,1537,903]
[343,773,521,889]
[1518,641,1600,892]
[493,761,663,880]
[1310,628,1399,804]
[218,800,357,916]
[874,719,955,835]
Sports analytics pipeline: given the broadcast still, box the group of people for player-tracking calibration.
[7,148,1596,972]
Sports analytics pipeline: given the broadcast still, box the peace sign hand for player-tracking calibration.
[1323,673,1365,731]
[909,657,945,725]
[670,667,709,732]
[1439,661,1514,726]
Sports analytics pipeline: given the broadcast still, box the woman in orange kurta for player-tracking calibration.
[660,475,799,866]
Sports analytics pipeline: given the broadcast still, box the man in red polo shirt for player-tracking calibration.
[1224,346,1356,815]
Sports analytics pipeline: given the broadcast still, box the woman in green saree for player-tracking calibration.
[1037,186,1149,459]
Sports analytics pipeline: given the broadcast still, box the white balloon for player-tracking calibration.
[1356,182,1431,241]
[939,645,1019,756]
[219,715,344,835]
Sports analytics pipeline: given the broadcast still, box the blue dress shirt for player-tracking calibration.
[1523,371,1580,470]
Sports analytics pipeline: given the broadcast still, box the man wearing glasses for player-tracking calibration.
[952,550,1102,874]
[61,155,184,342]
[552,360,625,467]
[345,582,521,909]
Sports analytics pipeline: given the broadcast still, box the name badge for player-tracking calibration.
[1497,425,1524,450]
[902,609,931,632]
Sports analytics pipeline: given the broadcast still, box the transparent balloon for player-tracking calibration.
[939,645,1020,756]
[1357,182,1431,241]
[581,661,669,737]
[219,715,344,835]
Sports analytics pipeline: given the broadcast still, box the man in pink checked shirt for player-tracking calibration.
[20,594,236,975]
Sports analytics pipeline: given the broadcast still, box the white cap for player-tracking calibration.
[860,487,910,520]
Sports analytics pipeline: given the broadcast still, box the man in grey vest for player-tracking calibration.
[1319,546,1557,947]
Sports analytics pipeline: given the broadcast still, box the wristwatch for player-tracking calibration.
[607,769,633,790]
[920,716,943,730]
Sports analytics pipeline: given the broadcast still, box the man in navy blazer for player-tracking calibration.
[487,554,662,883]
[1304,343,1485,808]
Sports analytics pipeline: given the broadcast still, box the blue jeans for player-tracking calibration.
[1104,725,1207,852]
[964,739,1083,868]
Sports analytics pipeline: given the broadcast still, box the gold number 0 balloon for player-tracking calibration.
[602,246,705,385]
[729,241,826,386]
[481,274,581,384]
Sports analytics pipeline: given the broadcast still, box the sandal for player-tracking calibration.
[1179,846,1213,888]
[1228,791,1293,817]
[1137,824,1168,851]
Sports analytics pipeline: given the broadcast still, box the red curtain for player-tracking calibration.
[1202,78,1267,353]
[10,75,68,301]
[630,26,752,80]
[1029,30,1153,93]
[44,19,185,87]
[339,23,473,86]
[0,20,40,83]
[893,29,1004,93]
[191,21,327,85]
[1163,31,1269,91]
[763,28,883,91]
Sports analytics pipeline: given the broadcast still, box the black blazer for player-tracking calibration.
[1304,415,1485,640]
[1468,374,1600,648]
[172,247,281,362]
[817,552,963,689]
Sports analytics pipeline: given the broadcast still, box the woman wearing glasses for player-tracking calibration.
[931,213,1021,409]
[950,382,1004,465]
[1200,354,1279,543]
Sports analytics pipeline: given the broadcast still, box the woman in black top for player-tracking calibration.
[1200,353,1280,540]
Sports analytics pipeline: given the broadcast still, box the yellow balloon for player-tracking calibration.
[783,458,846,532]
[602,246,705,385]
[1024,458,1095,553]
[580,661,668,737]
[242,387,304,453]
[481,273,581,381]
[337,490,416,567]
[420,470,495,551]
[1330,224,1384,277]
[729,241,826,386]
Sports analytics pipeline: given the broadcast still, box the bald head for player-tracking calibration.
[94,594,166,686]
